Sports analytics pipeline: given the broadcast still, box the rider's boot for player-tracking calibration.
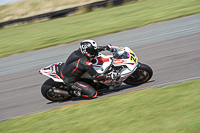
[69,89,81,97]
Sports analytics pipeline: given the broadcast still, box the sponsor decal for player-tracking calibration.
[113,60,124,64]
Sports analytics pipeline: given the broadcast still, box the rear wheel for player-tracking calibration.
[41,78,72,102]
[124,63,153,85]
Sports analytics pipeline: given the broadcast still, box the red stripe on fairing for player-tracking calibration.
[76,82,88,87]
[113,60,124,64]
[54,75,60,79]
[112,46,121,49]
[51,72,60,79]
[44,71,61,79]
[72,59,80,73]
[126,63,134,65]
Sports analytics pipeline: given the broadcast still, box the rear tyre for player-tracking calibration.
[124,63,153,85]
[41,78,72,102]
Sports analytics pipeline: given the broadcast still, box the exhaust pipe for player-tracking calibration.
[53,88,70,96]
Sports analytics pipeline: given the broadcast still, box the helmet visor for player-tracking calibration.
[86,45,99,58]
[90,48,99,57]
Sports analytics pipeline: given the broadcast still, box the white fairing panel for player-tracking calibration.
[39,63,64,82]
[91,54,112,74]
[81,54,112,79]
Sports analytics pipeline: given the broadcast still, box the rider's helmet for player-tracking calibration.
[80,40,99,58]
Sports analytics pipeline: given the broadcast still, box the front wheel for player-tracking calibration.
[124,63,153,85]
[41,78,72,102]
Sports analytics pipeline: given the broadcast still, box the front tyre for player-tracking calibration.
[124,63,153,85]
[41,78,72,102]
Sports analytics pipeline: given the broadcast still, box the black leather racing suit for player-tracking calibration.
[60,47,107,98]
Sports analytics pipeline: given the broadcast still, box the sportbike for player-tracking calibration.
[39,46,153,101]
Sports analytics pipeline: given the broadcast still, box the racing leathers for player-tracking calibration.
[60,47,108,98]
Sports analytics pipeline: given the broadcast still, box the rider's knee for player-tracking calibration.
[72,81,97,99]
[82,90,97,99]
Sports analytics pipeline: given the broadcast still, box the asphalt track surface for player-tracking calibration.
[0,14,200,121]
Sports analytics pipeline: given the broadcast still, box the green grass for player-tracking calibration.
[0,0,200,57]
[0,79,200,133]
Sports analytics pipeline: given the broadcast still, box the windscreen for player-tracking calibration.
[112,47,129,59]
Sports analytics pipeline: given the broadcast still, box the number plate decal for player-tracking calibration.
[129,50,138,63]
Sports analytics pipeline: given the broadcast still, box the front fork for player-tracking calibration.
[129,62,141,79]
[137,62,141,69]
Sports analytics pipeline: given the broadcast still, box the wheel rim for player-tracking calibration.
[126,69,150,84]
[46,87,71,101]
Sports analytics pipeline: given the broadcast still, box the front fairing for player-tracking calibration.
[112,47,138,76]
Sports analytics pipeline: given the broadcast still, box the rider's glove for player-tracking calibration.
[106,44,112,51]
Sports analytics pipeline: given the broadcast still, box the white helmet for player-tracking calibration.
[80,40,99,58]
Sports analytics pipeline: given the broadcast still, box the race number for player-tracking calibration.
[129,51,138,63]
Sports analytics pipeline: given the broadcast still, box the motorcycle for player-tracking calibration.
[39,46,153,101]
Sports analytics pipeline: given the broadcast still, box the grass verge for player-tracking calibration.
[0,0,200,57]
[0,79,200,133]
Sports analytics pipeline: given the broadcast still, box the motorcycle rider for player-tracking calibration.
[60,39,112,99]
